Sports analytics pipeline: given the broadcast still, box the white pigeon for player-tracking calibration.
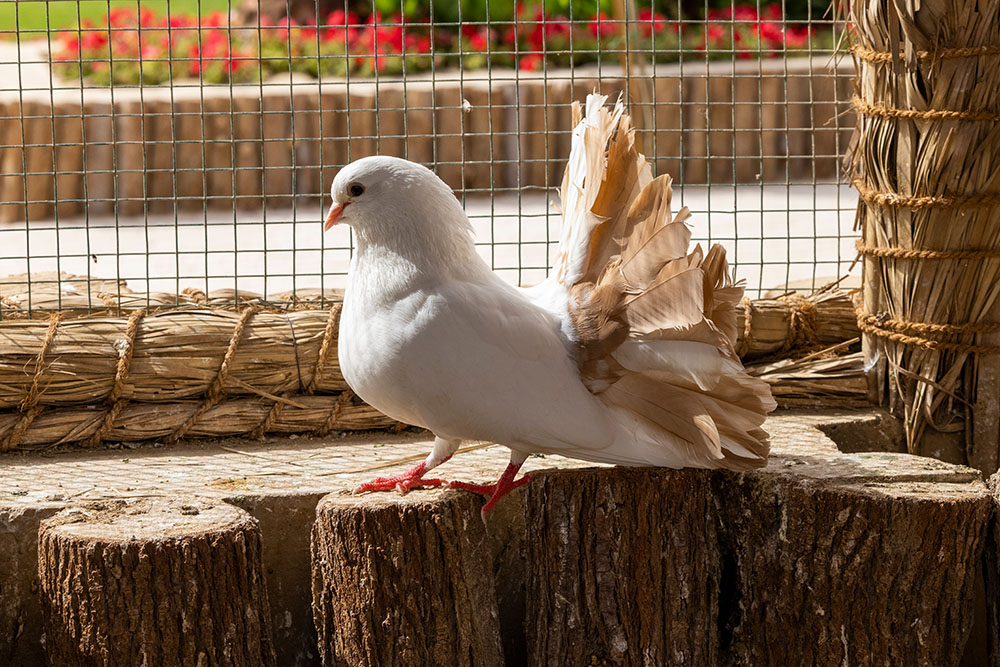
[326,94,776,516]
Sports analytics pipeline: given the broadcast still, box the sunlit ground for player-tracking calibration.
[0,183,859,301]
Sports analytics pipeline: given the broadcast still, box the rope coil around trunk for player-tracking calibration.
[853,96,1000,123]
[852,178,1000,210]
[855,239,1000,261]
[851,43,1000,63]
[857,311,1000,355]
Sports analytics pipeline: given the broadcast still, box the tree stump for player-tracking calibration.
[985,473,1000,666]
[37,499,276,667]
[311,491,504,667]
[718,468,991,667]
[523,449,991,667]
[523,468,721,667]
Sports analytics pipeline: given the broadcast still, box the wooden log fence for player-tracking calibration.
[0,59,852,223]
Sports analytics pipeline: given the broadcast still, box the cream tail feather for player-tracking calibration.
[527,93,776,471]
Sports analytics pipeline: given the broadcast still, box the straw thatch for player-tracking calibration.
[747,345,866,408]
[849,0,1000,469]
[0,273,861,451]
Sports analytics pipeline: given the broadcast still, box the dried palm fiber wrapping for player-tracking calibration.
[0,273,861,451]
[849,0,1000,469]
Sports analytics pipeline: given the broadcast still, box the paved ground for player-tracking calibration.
[0,409,971,510]
[0,183,859,299]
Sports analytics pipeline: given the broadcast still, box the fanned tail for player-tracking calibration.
[544,93,776,470]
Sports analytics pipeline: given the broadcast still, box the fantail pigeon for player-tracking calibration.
[326,94,776,516]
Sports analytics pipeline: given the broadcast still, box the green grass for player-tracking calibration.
[1,1,235,34]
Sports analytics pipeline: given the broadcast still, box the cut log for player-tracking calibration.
[523,468,721,666]
[985,473,1000,666]
[311,490,504,667]
[523,445,991,667]
[37,499,275,667]
[718,468,991,666]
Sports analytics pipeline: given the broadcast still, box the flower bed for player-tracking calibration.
[50,4,826,86]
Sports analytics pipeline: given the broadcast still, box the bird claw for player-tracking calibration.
[353,463,446,494]
[450,470,534,518]
[447,480,496,496]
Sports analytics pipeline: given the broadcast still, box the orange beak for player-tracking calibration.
[324,202,347,230]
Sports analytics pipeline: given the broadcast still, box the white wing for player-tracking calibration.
[342,276,618,457]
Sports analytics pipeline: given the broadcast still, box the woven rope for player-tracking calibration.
[856,239,1000,261]
[250,399,286,440]
[737,295,819,357]
[316,388,355,437]
[737,297,754,358]
[87,308,146,447]
[166,306,257,443]
[852,177,1000,210]
[306,303,341,394]
[851,43,1000,63]
[777,294,819,352]
[250,304,344,440]
[853,95,1000,123]
[1,313,63,451]
[858,312,1000,355]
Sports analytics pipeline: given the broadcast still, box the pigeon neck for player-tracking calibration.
[351,208,483,281]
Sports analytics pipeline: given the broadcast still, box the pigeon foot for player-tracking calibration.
[354,461,446,494]
[450,461,532,518]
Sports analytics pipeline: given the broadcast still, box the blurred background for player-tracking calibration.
[0,0,855,313]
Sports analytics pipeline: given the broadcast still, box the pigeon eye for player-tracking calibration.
[348,183,365,198]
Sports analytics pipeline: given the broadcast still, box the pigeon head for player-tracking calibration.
[325,156,463,231]
[325,156,479,270]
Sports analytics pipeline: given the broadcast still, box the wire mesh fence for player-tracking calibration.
[0,0,856,318]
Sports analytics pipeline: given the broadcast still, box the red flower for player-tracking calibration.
[518,53,542,71]
[589,11,617,39]
[58,33,79,54]
[169,15,194,29]
[636,8,668,38]
[201,11,228,29]
[81,28,109,50]
[406,33,431,53]
[139,8,160,28]
[462,24,491,52]
[785,26,811,48]
[106,7,137,27]
[322,9,361,45]
[522,9,571,51]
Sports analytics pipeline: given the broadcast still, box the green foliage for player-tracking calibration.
[0,1,233,32]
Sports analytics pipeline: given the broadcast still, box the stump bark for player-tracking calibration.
[37,499,276,667]
[718,469,991,667]
[311,490,504,667]
[523,451,991,667]
[523,468,721,667]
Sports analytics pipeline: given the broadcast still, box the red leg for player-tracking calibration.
[354,460,447,494]
[450,461,533,518]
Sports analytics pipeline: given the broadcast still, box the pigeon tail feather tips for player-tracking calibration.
[333,93,775,514]
[536,93,775,471]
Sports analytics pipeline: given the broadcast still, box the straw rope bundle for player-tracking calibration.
[747,345,867,408]
[0,274,861,451]
[849,0,1000,468]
